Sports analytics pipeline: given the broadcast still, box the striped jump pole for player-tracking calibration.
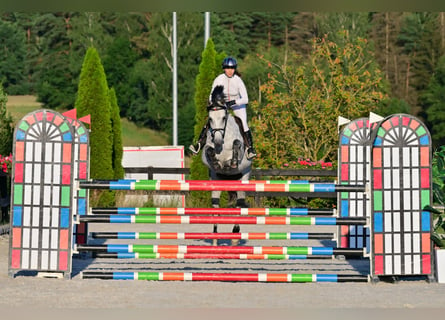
[91,207,335,216]
[81,271,369,282]
[76,244,364,256]
[93,252,333,260]
[79,179,366,193]
[79,215,366,225]
[91,231,334,240]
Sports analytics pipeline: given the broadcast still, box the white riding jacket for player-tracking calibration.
[210,73,248,107]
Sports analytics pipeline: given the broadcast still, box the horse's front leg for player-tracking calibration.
[211,190,221,246]
[205,147,221,171]
[231,171,251,246]
[230,139,242,169]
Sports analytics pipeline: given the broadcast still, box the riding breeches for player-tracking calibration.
[231,105,249,131]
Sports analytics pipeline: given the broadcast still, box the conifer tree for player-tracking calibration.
[190,39,219,180]
[189,39,223,205]
[109,87,124,179]
[423,55,445,147]
[75,47,114,206]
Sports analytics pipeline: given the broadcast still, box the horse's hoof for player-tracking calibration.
[230,160,238,169]
[189,143,200,154]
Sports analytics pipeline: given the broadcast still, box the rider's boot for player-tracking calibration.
[245,130,257,160]
[189,123,208,154]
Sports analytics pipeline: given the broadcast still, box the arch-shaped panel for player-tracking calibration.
[9,110,74,278]
[370,114,433,277]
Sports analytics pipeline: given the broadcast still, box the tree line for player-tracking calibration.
[1,12,445,157]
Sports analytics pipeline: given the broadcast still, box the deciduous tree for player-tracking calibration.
[250,32,387,167]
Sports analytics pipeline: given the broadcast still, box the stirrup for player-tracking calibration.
[189,143,201,154]
[246,148,257,160]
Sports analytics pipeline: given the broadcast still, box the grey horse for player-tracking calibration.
[201,85,252,245]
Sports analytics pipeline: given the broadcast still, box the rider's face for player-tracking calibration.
[224,67,235,77]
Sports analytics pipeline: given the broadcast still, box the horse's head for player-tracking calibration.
[207,86,228,153]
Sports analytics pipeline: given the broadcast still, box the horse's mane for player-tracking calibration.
[210,85,226,108]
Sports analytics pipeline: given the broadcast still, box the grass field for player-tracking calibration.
[5,95,169,147]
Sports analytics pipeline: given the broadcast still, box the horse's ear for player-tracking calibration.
[214,85,224,93]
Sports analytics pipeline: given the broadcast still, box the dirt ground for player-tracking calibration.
[1,220,445,319]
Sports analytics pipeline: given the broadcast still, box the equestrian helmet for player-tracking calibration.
[222,56,237,69]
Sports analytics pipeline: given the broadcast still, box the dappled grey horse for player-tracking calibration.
[202,85,252,245]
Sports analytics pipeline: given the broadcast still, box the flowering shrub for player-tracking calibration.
[282,159,334,170]
[0,154,12,175]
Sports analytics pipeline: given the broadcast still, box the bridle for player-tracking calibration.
[207,104,228,140]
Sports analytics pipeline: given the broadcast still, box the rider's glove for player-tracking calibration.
[226,100,236,108]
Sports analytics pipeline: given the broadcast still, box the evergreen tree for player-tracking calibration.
[248,12,295,50]
[109,87,124,179]
[398,12,443,114]
[32,13,81,109]
[190,38,218,181]
[75,47,113,179]
[0,83,13,156]
[423,55,445,147]
[287,12,319,56]
[370,13,413,109]
[0,19,26,94]
[102,37,138,118]
[75,47,114,206]
[126,12,203,143]
[212,13,253,58]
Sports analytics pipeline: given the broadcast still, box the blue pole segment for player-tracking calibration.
[117,232,137,239]
[110,215,132,223]
[117,208,137,214]
[289,208,309,215]
[316,274,338,282]
[289,233,309,239]
[313,184,336,192]
[311,247,334,255]
[314,217,336,225]
[107,244,130,253]
[109,180,134,190]
[113,272,135,280]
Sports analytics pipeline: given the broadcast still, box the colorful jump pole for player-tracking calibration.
[76,244,364,256]
[91,207,335,216]
[79,215,366,225]
[91,231,334,240]
[93,252,333,260]
[81,271,368,282]
[78,179,365,193]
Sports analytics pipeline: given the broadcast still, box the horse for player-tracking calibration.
[201,85,252,245]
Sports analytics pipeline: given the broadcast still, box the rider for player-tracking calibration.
[189,56,257,160]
